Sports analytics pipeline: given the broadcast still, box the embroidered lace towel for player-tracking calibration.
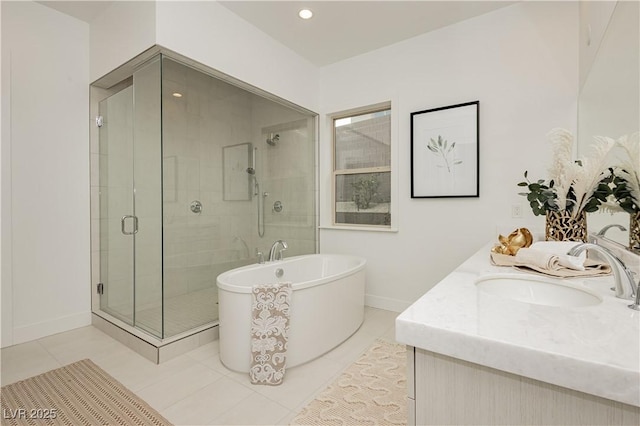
[250,282,291,386]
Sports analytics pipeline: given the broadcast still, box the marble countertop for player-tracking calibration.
[396,243,640,407]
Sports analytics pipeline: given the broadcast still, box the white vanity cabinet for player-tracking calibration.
[397,243,640,426]
[407,346,640,425]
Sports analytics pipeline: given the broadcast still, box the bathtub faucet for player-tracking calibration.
[268,240,288,262]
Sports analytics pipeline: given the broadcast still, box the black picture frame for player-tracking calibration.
[410,101,479,198]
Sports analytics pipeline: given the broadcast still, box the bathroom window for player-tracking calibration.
[333,105,391,227]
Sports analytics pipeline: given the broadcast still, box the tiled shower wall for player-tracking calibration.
[161,58,317,311]
[161,59,255,303]
[255,118,317,257]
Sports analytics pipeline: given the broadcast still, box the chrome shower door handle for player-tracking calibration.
[121,215,138,235]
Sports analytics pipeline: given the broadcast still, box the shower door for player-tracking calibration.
[98,86,135,325]
[97,57,163,338]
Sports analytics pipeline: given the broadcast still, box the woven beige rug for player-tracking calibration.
[292,339,407,425]
[0,359,172,426]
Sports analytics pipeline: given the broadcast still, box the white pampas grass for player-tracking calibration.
[570,135,615,219]
[546,128,615,218]
[547,128,576,211]
[616,132,640,210]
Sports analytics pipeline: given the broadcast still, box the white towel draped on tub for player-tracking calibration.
[250,282,292,386]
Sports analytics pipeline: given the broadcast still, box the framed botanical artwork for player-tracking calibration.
[410,101,479,198]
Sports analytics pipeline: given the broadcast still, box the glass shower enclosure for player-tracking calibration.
[91,51,317,341]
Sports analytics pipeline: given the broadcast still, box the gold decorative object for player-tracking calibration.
[630,212,640,253]
[491,228,533,256]
[545,210,587,242]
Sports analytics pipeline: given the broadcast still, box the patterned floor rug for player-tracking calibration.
[292,339,407,425]
[0,359,172,426]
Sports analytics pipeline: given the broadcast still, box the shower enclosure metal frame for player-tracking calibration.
[89,46,319,350]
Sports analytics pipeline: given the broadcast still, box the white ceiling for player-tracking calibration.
[219,1,515,66]
[39,1,515,66]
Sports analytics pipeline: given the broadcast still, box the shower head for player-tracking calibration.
[246,167,255,175]
[266,133,280,146]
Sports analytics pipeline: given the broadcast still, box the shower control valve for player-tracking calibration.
[190,200,203,214]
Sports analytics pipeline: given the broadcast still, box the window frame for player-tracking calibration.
[331,103,393,229]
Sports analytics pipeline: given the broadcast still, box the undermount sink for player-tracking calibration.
[475,274,602,307]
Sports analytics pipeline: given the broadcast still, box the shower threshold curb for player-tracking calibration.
[92,313,219,364]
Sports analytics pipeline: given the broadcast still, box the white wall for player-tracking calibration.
[318,1,579,311]
[90,1,156,82]
[1,1,90,346]
[155,1,319,111]
[578,0,617,89]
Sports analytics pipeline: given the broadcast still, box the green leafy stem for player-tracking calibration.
[517,170,612,216]
[427,135,462,172]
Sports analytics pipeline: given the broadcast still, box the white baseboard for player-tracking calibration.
[12,311,91,345]
[365,294,411,313]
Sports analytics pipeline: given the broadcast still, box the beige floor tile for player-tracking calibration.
[185,340,220,362]
[323,326,382,366]
[184,340,235,376]
[37,325,131,365]
[194,354,232,377]
[380,322,398,343]
[359,307,399,338]
[93,349,195,391]
[129,354,199,391]
[0,341,61,386]
[136,363,224,410]
[275,409,299,426]
[234,355,346,411]
[160,377,253,426]
[365,306,399,320]
[209,392,291,425]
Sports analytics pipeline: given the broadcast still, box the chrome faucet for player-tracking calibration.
[568,243,637,300]
[630,286,640,311]
[596,224,627,237]
[268,240,288,262]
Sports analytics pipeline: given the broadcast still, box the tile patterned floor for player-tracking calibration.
[0,307,399,426]
[106,287,219,338]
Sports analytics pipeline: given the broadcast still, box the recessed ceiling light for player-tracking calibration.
[172,92,183,98]
[298,9,313,20]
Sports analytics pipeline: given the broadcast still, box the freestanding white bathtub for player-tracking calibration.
[216,254,366,372]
